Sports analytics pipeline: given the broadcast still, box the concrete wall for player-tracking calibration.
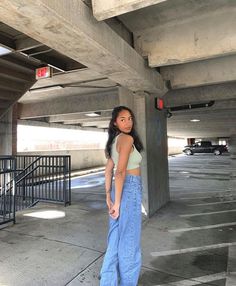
[168,137,187,155]
[18,149,107,171]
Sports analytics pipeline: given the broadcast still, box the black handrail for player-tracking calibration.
[0,155,71,226]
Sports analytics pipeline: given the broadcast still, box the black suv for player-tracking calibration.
[183,141,228,155]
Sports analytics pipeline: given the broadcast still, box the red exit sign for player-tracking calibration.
[36,66,52,79]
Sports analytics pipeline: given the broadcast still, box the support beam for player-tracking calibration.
[18,119,106,132]
[15,36,44,51]
[0,0,165,93]
[81,120,109,127]
[18,89,119,119]
[167,127,236,139]
[91,0,167,21]
[0,66,34,82]
[164,82,236,107]
[135,6,236,67]
[161,55,236,89]
[49,111,112,123]
[169,109,236,121]
[63,117,111,125]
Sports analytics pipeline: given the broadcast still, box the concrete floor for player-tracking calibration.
[0,154,235,286]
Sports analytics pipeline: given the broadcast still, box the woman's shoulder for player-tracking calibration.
[117,133,134,145]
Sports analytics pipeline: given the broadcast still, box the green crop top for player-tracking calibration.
[111,134,142,170]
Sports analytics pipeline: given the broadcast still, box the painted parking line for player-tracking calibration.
[154,272,226,286]
[180,209,236,217]
[150,242,236,257]
[176,194,234,200]
[188,200,236,206]
[168,222,236,233]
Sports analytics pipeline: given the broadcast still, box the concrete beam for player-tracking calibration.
[169,109,236,121]
[0,77,29,93]
[0,0,165,93]
[0,90,20,101]
[15,36,44,51]
[18,119,106,132]
[81,120,109,127]
[161,55,236,89]
[0,66,34,82]
[32,69,105,89]
[167,127,236,139]
[164,82,236,107]
[18,89,119,119]
[92,0,167,21]
[49,111,111,123]
[63,117,110,125]
[135,6,236,67]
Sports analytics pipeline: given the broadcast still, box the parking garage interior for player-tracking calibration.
[0,1,236,285]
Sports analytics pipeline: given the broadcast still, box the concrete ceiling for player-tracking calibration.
[0,0,235,138]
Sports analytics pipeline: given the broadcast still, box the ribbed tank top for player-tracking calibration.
[111,134,142,170]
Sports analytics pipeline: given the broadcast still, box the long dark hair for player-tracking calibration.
[105,106,144,158]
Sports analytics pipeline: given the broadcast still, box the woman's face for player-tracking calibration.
[114,109,133,133]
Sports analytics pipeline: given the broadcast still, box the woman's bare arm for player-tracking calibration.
[105,158,114,209]
[111,134,133,219]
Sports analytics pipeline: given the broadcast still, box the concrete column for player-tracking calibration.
[119,88,170,217]
[229,135,236,192]
[0,106,17,156]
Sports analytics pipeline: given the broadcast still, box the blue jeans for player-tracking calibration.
[100,174,142,286]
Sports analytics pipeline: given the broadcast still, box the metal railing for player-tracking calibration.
[0,155,71,226]
[15,155,71,209]
[0,157,16,225]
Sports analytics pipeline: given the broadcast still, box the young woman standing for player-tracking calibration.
[100,106,143,286]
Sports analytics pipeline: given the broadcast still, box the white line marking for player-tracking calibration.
[150,242,236,257]
[180,209,236,217]
[170,188,230,193]
[154,272,226,286]
[188,200,236,206]
[168,222,236,233]
[176,194,234,200]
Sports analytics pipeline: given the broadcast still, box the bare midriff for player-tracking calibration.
[126,167,141,176]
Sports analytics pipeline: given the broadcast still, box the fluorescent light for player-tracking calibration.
[85,112,101,117]
[29,85,63,93]
[190,119,200,122]
[0,46,12,56]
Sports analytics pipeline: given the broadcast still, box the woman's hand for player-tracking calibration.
[106,194,113,211]
[109,203,120,220]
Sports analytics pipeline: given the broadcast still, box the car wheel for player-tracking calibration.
[185,149,193,155]
[214,149,221,155]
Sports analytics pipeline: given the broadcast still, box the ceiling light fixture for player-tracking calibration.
[85,112,101,117]
[0,46,12,56]
[190,119,200,122]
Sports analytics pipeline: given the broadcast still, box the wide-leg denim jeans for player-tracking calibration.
[100,174,142,286]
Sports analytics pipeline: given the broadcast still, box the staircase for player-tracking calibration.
[0,155,71,227]
[0,53,37,120]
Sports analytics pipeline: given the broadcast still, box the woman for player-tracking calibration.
[100,106,143,286]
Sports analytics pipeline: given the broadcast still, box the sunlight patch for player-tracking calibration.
[24,210,65,219]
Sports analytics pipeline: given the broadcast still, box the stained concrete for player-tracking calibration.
[0,153,235,285]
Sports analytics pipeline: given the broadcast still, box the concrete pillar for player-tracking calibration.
[0,105,17,156]
[119,88,170,217]
[229,135,236,192]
